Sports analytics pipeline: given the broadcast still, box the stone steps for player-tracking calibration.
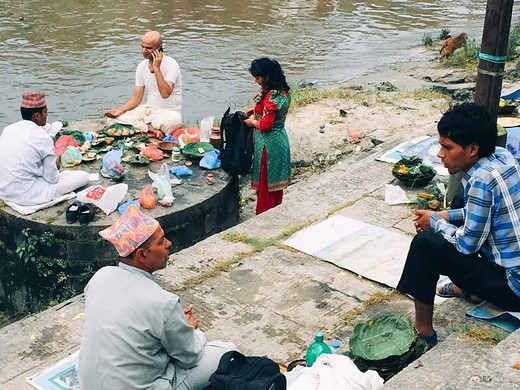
[384,298,519,389]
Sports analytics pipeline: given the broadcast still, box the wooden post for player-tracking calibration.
[447,0,514,204]
[474,0,514,120]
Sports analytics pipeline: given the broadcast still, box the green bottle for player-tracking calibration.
[306,332,332,367]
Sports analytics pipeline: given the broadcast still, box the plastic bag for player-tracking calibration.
[199,116,215,142]
[170,165,193,177]
[285,354,383,390]
[118,199,141,215]
[384,184,410,205]
[199,149,221,169]
[76,184,128,215]
[139,184,156,209]
[148,163,174,206]
[60,146,82,167]
[172,127,200,148]
[140,146,164,161]
[55,135,78,157]
[100,149,125,180]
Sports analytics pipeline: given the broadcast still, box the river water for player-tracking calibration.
[0,0,515,129]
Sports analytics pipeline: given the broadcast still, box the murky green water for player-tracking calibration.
[0,0,509,128]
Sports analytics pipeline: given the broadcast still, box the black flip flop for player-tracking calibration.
[79,203,96,226]
[66,201,82,223]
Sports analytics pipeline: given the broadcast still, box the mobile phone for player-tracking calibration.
[158,45,163,53]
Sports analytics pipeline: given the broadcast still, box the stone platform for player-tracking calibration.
[0,119,239,311]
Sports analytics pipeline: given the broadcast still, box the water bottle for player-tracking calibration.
[305,332,331,367]
[330,341,341,354]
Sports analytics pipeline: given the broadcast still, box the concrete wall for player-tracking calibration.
[0,175,239,312]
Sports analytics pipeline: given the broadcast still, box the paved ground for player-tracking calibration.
[2,57,520,388]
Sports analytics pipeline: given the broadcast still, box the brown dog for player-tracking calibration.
[440,33,468,57]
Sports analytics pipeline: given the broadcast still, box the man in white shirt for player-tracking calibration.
[0,92,89,206]
[77,205,236,390]
[105,30,183,140]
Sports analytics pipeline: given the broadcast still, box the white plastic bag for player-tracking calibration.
[285,354,383,390]
[199,116,214,143]
[76,184,128,215]
[148,163,174,206]
[384,184,410,205]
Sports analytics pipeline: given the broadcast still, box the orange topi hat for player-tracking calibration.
[21,92,46,108]
[99,204,159,257]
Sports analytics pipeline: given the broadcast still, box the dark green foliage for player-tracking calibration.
[439,28,451,40]
[422,33,433,47]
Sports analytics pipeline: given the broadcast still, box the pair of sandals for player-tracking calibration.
[66,201,96,225]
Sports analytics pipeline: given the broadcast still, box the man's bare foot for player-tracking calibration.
[147,124,165,140]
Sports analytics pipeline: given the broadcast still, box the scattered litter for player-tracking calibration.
[60,313,66,318]
[30,335,37,340]
[236,287,241,291]
[348,128,361,144]
[73,313,83,320]
[384,184,410,205]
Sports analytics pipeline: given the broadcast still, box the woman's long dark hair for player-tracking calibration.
[249,58,290,94]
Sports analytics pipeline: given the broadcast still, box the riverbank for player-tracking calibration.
[4,39,520,388]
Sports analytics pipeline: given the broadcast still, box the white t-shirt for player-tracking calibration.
[135,55,182,111]
[0,120,59,205]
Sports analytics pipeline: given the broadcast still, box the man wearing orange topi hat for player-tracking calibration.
[0,92,89,206]
[76,205,236,389]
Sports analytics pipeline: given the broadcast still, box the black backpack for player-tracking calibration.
[219,108,254,175]
[209,351,286,390]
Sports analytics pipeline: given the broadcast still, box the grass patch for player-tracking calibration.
[459,324,508,345]
[340,290,397,326]
[507,23,520,60]
[439,40,480,70]
[178,220,318,289]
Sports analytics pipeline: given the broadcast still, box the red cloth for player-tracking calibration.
[256,147,283,215]
[21,92,46,108]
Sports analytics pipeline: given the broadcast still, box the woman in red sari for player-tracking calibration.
[244,58,291,215]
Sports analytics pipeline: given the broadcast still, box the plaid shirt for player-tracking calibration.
[430,147,520,297]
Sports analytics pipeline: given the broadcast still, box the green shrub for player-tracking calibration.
[439,28,451,40]
[507,23,520,60]
[422,33,433,47]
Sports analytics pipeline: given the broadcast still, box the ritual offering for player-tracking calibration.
[83,152,97,162]
[182,141,214,159]
[103,123,136,138]
[392,156,435,188]
[158,141,181,152]
[349,314,427,381]
[498,98,519,115]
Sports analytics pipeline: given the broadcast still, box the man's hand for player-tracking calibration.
[184,304,200,329]
[151,49,163,72]
[105,108,124,118]
[413,209,435,232]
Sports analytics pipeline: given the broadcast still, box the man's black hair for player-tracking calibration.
[20,106,45,121]
[437,102,496,158]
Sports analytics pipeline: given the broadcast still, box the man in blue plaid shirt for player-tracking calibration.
[397,103,520,349]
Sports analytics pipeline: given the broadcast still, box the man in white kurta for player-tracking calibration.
[0,92,88,206]
[105,30,182,140]
[76,205,235,390]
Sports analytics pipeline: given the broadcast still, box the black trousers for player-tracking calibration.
[396,231,520,312]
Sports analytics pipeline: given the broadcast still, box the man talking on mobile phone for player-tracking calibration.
[105,31,182,140]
